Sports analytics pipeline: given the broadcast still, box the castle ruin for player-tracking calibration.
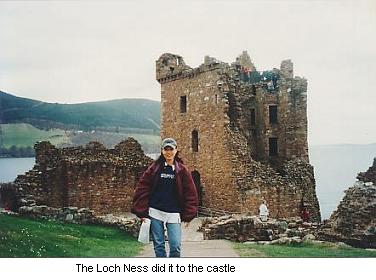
[0,138,152,215]
[1,51,321,223]
[157,51,321,221]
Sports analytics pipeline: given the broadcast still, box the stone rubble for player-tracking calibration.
[95,213,140,238]
[200,214,320,244]
[357,158,376,185]
[1,205,141,238]
[18,205,95,224]
[317,158,376,248]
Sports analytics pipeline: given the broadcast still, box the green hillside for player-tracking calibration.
[0,123,70,148]
[0,90,160,131]
[0,123,160,155]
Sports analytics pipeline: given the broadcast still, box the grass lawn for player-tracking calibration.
[234,241,376,257]
[0,213,143,257]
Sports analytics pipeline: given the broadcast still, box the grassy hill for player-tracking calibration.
[0,90,161,154]
[0,123,70,148]
[0,213,142,257]
[0,90,160,131]
[0,123,160,154]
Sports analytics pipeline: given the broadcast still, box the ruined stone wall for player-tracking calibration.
[25,141,68,207]
[0,183,18,211]
[64,162,137,214]
[13,138,152,215]
[12,206,141,237]
[283,76,309,162]
[357,158,376,185]
[225,76,319,219]
[221,56,317,220]
[233,60,309,165]
[157,52,320,221]
[225,127,319,220]
[318,158,376,248]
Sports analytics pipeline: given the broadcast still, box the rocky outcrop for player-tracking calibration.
[200,214,319,243]
[357,158,376,185]
[317,158,376,248]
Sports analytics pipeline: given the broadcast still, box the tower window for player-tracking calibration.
[269,137,278,157]
[192,130,199,152]
[269,105,278,124]
[180,96,187,113]
[250,108,256,126]
[252,85,256,95]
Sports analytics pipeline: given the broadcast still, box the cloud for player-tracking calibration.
[0,0,375,144]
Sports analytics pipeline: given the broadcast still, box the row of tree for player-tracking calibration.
[0,146,35,158]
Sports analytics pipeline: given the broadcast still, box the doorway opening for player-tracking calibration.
[191,170,203,206]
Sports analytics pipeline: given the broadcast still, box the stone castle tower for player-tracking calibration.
[156,51,321,221]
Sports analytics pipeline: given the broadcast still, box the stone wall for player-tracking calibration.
[317,158,376,248]
[18,205,96,224]
[14,206,141,238]
[0,183,18,211]
[11,137,152,215]
[157,51,320,221]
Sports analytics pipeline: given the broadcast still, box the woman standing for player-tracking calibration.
[131,138,198,257]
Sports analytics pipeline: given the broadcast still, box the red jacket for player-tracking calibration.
[131,159,198,222]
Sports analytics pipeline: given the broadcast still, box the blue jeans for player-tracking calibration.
[150,217,181,257]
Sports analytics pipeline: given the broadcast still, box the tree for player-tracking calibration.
[9,145,19,157]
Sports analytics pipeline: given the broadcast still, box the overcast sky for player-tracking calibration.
[0,0,375,145]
